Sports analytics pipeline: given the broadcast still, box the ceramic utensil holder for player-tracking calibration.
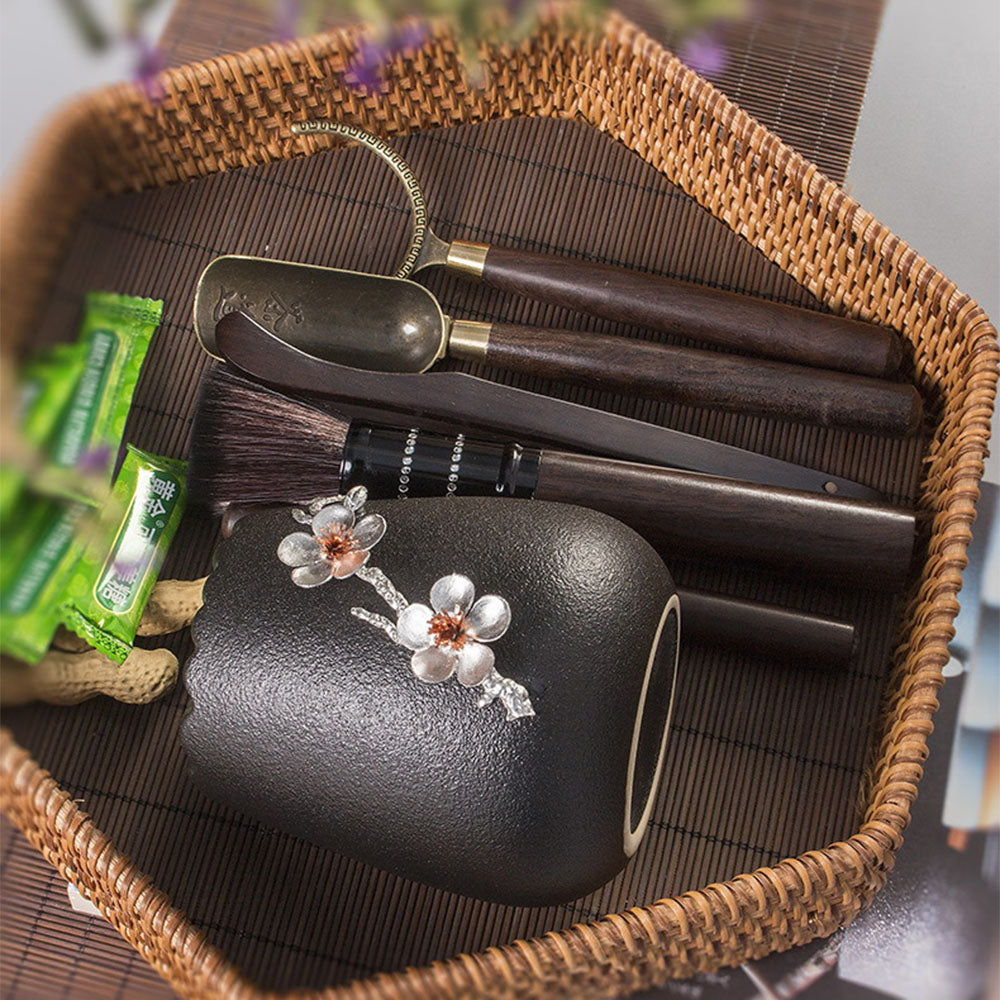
[183,497,679,905]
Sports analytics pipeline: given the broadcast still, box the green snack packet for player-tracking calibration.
[20,342,89,448]
[45,291,163,496]
[0,468,26,528]
[0,292,163,664]
[0,342,88,523]
[0,498,90,663]
[60,446,187,663]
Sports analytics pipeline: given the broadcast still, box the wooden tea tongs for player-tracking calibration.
[194,303,883,501]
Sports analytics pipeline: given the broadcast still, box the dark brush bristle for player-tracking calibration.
[189,366,349,511]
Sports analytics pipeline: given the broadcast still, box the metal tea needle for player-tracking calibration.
[287,120,906,379]
[290,120,485,279]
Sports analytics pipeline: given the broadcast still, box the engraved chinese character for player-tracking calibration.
[213,287,257,323]
[150,476,176,502]
[99,576,131,607]
[260,291,304,332]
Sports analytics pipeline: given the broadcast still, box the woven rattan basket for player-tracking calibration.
[2,12,998,998]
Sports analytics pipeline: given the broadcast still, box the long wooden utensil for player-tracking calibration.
[198,312,883,500]
[290,121,904,379]
[195,256,922,437]
[214,505,857,665]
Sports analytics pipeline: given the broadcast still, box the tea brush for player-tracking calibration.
[189,366,915,588]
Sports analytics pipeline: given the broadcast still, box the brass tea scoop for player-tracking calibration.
[289,121,904,379]
[194,255,921,437]
[196,256,477,374]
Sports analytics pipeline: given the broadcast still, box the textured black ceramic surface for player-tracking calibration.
[183,498,678,905]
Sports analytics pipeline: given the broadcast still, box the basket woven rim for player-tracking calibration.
[2,12,998,998]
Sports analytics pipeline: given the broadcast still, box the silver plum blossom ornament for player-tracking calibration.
[278,487,386,586]
[396,574,511,686]
[276,492,534,722]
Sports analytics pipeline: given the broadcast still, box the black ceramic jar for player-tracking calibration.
[183,496,679,905]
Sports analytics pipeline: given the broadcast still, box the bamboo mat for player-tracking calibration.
[0,823,169,999]
[2,1,897,995]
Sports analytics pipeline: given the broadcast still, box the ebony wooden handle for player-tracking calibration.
[533,451,915,588]
[677,588,856,667]
[466,244,903,377]
[481,323,922,437]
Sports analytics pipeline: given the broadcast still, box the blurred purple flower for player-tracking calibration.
[76,444,113,477]
[397,22,429,51]
[352,35,387,91]
[678,28,728,77]
[275,0,302,41]
[348,22,429,92]
[130,32,166,101]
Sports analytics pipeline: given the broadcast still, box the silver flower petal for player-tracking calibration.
[311,503,354,537]
[466,595,511,642]
[331,549,370,579]
[454,642,495,687]
[344,485,368,511]
[411,646,457,683]
[291,561,334,588]
[351,513,386,551]
[396,603,435,651]
[430,574,475,615]
[277,532,322,567]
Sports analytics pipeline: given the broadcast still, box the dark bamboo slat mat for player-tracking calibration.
[2,1,895,995]
[0,821,171,1000]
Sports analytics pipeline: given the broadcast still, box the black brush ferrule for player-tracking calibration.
[341,424,540,500]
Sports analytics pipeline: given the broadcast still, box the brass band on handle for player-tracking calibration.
[446,241,490,279]
[448,319,492,360]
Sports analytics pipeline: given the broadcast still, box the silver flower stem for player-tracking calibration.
[355,565,409,614]
[283,493,533,721]
[477,669,536,721]
[352,563,408,641]
[350,608,398,642]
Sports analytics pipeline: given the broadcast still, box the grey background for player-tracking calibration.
[0,4,996,997]
[846,0,999,328]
